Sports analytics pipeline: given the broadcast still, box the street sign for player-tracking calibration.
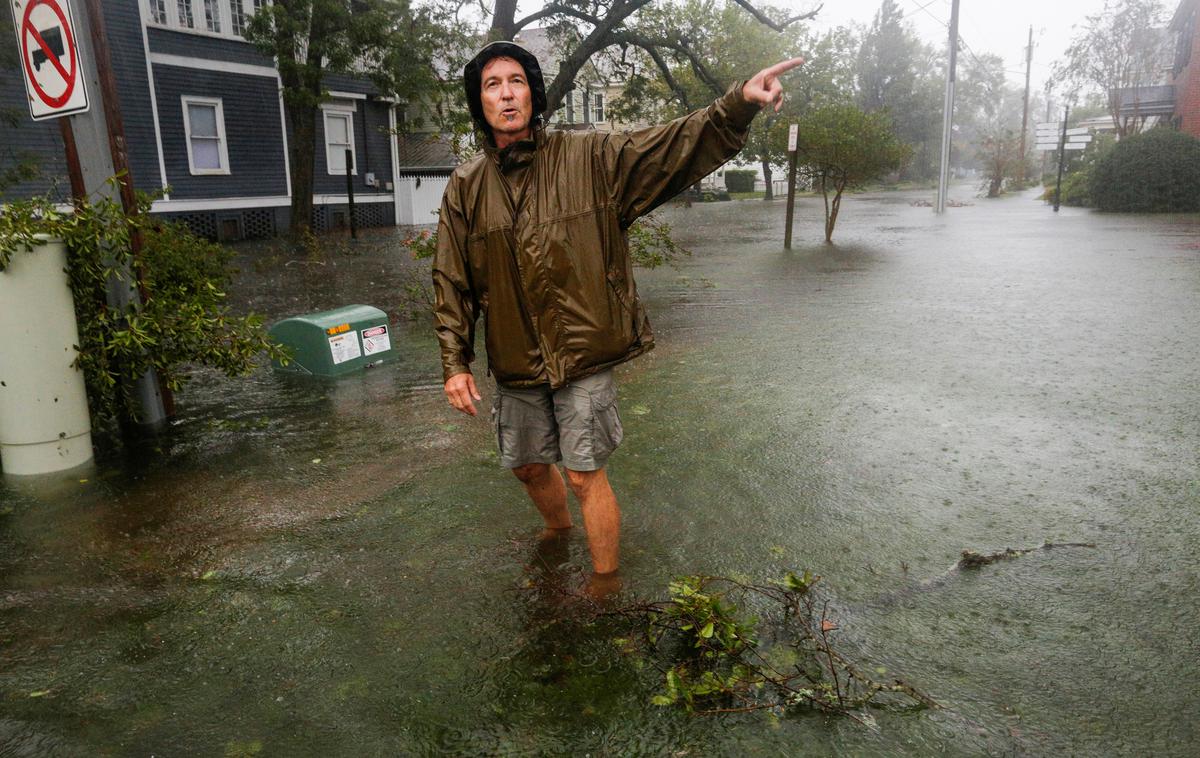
[1068,134,1093,143]
[1062,142,1086,150]
[787,123,798,152]
[1036,144,1060,151]
[11,0,89,121]
[1064,127,1090,136]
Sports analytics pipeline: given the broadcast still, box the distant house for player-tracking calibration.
[511,27,647,133]
[0,0,454,238]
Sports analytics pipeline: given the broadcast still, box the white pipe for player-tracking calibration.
[0,237,94,476]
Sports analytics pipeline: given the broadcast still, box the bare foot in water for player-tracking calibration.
[584,570,622,601]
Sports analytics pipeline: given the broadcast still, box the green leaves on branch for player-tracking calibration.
[793,104,911,241]
[624,573,936,717]
[0,187,288,424]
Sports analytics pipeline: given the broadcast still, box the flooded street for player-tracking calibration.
[2,189,1198,755]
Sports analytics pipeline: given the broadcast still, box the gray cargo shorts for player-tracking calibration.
[492,369,623,472]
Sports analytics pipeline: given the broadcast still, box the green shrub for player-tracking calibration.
[1089,128,1200,212]
[723,169,756,193]
[0,188,287,424]
[1043,169,1094,207]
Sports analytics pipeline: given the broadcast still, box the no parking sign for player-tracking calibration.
[10,0,90,120]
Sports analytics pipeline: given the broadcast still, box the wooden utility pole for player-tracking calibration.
[1019,26,1033,184]
[935,0,961,213]
[71,0,170,426]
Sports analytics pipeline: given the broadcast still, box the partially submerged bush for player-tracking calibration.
[1089,128,1200,212]
[0,189,287,424]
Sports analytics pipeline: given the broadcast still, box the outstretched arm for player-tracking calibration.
[605,57,806,225]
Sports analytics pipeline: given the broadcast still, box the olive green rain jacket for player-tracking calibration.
[433,82,761,389]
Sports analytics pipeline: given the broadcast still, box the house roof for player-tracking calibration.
[1117,84,1177,117]
[511,27,613,82]
[396,133,459,171]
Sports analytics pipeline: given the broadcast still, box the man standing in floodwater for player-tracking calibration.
[434,41,803,589]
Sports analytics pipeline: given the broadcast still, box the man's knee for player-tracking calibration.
[564,466,606,495]
[512,462,551,485]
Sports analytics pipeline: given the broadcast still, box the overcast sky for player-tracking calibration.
[786,0,1116,91]
[504,0,1128,93]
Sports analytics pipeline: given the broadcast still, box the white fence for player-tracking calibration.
[395,174,449,227]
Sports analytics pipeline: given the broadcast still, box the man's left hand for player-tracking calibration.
[743,58,806,112]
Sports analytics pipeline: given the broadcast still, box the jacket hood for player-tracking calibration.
[463,41,547,140]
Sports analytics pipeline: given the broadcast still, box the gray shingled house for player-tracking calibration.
[1,0,456,238]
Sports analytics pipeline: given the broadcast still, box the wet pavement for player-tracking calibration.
[1,188,1198,755]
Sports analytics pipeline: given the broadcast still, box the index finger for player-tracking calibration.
[761,57,806,78]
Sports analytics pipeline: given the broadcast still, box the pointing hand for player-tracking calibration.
[743,57,806,112]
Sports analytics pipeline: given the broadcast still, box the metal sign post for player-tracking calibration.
[345,148,358,241]
[784,123,798,250]
[1054,106,1070,213]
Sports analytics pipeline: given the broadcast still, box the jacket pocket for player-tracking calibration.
[605,270,636,317]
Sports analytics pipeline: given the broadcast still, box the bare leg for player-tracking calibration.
[564,467,620,574]
[512,463,572,531]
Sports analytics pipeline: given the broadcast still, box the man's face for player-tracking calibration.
[480,56,533,144]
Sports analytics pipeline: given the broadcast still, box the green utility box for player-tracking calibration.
[269,305,395,377]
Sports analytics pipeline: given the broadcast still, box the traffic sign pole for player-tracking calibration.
[784,123,798,250]
[1054,106,1070,213]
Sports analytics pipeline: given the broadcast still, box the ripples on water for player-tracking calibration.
[1,194,1198,754]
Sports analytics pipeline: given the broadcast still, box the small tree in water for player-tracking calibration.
[794,104,911,242]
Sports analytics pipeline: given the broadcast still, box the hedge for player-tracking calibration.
[1088,128,1200,213]
[724,169,756,193]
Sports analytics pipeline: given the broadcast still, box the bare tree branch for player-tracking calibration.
[611,31,694,109]
[513,3,603,32]
[727,0,823,32]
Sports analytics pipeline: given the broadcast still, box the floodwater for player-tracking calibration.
[2,189,1198,755]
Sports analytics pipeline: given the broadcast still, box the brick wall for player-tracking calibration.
[1174,3,1200,136]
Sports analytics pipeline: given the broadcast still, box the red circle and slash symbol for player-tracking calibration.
[20,0,78,109]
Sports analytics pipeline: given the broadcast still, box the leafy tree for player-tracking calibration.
[793,104,910,242]
[958,52,1030,195]
[1052,0,1170,137]
[485,0,821,116]
[854,0,943,181]
[977,130,1023,197]
[245,0,447,238]
[0,9,39,193]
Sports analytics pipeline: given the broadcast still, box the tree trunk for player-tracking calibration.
[286,100,318,239]
[490,0,519,40]
[762,159,773,200]
[825,180,845,243]
[280,37,325,241]
[988,174,1003,198]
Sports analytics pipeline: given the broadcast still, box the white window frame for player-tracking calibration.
[323,105,357,176]
[149,0,169,25]
[145,0,261,42]
[228,0,249,36]
[201,0,223,34]
[181,96,231,176]
[594,92,605,123]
